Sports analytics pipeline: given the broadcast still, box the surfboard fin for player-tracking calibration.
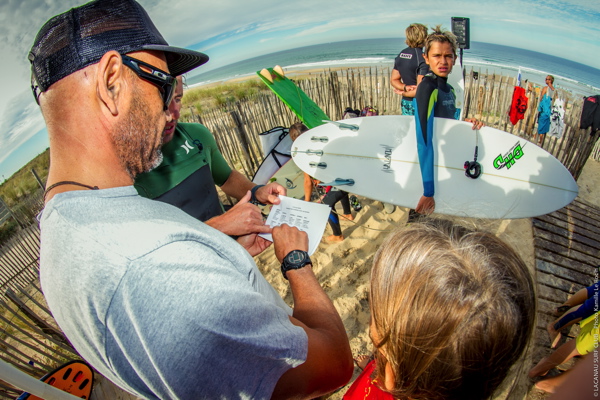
[259,68,273,83]
[311,136,329,143]
[323,120,359,131]
[273,65,285,77]
[309,162,327,169]
[318,178,355,187]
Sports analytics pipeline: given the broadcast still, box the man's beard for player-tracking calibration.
[111,90,164,179]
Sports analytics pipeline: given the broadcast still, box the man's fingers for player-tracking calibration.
[251,224,273,234]
[268,194,281,205]
[238,190,252,204]
[259,183,287,205]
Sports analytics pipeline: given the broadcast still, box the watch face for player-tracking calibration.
[286,250,307,266]
[281,250,311,280]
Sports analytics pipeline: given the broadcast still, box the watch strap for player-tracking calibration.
[281,250,311,280]
[250,185,266,206]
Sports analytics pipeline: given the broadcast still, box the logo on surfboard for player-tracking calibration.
[285,178,297,190]
[494,142,524,170]
[381,145,393,173]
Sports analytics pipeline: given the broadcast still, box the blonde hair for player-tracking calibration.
[370,219,535,400]
[405,23,428,48]
[424,25,458,58]
[289,122,308,141]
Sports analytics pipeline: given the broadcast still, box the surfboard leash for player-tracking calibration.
[464,130,482,179]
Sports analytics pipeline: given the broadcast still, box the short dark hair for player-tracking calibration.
[289,122,308,141]
[424,25,458,58]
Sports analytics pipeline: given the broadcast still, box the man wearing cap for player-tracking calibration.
[134,75,283,237]
[32,1,352,399]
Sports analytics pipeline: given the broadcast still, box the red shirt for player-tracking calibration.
[343,360,394,400]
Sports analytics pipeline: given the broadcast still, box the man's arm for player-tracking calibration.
[414,79,436,214]
[390,68,404,92]
[270,225,353,399]
[220,170,286,205]
[303,173,312,202]
[205,191,271,237]
[207,170,286,238]
[390,69,416,96]
[400,74,425,99]
[220,170,257,200]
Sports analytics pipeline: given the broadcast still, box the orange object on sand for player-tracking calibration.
[18,360,94,400]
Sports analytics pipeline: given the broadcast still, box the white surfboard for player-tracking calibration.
[448,58,465,120]
[292,116,578,219]
[268,159,305,200]
[252,127,292,185]
[251,126,305,201]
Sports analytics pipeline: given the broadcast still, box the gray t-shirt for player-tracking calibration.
[39,186,307,399]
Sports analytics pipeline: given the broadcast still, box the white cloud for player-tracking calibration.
[0,93,45,166]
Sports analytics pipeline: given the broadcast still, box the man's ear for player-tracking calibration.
[97,51,126,116]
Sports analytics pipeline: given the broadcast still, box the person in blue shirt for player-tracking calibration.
[413,25,483,216]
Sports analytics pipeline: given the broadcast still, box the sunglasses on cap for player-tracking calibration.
[31,55,176,111]
[121,55,175,110]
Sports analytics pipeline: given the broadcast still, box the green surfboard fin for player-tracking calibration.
[257,67,330,129]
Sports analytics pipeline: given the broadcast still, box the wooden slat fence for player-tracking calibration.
[0,188,86,399]
[530,197,600,380]
[592,134,600,161]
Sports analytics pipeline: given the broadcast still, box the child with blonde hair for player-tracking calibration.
[344,219,536,400]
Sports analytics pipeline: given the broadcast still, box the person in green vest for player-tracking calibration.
[135,76,286,237]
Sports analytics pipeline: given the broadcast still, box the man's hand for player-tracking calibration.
[465,117,484,130]
[270,223,353,399]
[272,224,309,262]
[255,182,286,205]
[236,233,272,257]
[415,195,435,215]
[393,85,416,96]
[205,191,271,237]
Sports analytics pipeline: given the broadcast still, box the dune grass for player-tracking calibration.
[181,79,269,119]
[0,150,48,207]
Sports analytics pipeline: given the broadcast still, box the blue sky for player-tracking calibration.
[0,0,599,181]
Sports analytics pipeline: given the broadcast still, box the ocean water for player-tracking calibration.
[187,39,600,97]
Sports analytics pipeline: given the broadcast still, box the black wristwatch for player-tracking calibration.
[281,250,312,280]
[250,185,266,206]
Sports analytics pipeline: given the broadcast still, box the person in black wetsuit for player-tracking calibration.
[390,23,430,116]
[413,25,483,216]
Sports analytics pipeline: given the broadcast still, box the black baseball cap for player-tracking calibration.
[29,0,209,93]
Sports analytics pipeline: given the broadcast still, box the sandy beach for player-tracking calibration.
[252,155,600,399]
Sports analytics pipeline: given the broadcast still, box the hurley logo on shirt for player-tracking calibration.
[181,141,195,154]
